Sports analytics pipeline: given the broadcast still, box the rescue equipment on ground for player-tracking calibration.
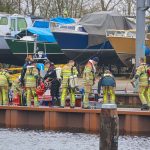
[13,94,21,106]
[36,81,46,96]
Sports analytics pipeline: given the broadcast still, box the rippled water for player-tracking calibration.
[0,128,150,150]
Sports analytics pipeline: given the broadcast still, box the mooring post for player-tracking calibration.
[100,104,119,150]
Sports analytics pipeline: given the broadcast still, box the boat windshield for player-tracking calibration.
[106,30,136,38]
[52,23,85,32]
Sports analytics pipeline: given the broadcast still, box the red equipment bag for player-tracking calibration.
[13,94,21,106]
[36,82,46,96]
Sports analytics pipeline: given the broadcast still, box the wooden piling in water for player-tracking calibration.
[100,104,119,150]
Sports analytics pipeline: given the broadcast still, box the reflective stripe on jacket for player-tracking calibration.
[25,67,38,87]
[61,65,78,87]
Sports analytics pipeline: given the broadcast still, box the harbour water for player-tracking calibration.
[0,128,150,150]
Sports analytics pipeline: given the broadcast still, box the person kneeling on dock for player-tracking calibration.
[24,61,39,107]
[97,70,116,104]
[131,57,150,110]
[60,60,78,108]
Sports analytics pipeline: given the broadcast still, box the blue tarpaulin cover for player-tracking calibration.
[27,21,56,42]
[50,17,75,24]
[33,21,49,28]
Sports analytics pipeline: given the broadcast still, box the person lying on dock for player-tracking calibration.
[97,70,116,104]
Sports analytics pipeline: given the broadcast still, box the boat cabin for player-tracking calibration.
[0,13,32,36]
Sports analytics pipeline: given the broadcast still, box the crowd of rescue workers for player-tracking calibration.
[0,56,150,110]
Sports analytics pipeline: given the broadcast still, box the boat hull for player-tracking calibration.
[62,49,126,66]
[107,36,150,66]
[5,39,69,65]
[52,31,127,66]
[108,36,150,55]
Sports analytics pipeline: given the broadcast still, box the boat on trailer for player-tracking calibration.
[106,29,150,66]
[5,20,69,65]
[51,12,135,66]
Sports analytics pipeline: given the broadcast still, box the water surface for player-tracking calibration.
[0,128,149,150]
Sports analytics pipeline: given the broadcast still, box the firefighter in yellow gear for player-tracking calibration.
[131,57,149,110]
[0,69,12,105]
[25,61,39,106]
[98,70,116,104]
[60,60,78,108]
[82,57,99,109]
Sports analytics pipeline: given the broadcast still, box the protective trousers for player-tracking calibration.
[138,86,149,105]
[61,87,75,107]
[0,86,8,105]
[102,86,115,104]
[83,82,92,108]
[26,87,38,106]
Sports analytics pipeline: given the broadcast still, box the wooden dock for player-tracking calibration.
[0,106,149,135]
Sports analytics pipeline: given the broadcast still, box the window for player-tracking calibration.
[17,18,27,31]
[11,19,16,31]
[0,17,8,25]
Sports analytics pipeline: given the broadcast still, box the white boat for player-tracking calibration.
[0,13,32,64]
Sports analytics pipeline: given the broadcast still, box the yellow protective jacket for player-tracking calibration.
[0,70,11,87]
[134,63,149,86]
[11,80,21,95]
[25,66,38,88]
[83,61,95,85]
[61,65,78,88]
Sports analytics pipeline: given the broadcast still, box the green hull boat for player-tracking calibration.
[5,38,69,65]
